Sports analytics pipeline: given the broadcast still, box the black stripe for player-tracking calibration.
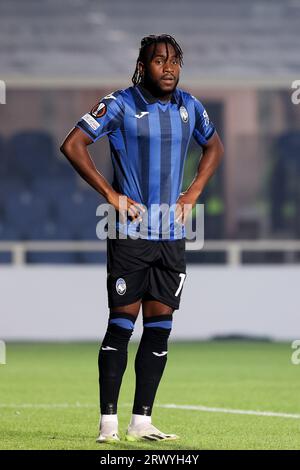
[159,107,172,205]
[144,314,173,325]
[119,122,128,155]
[159,107,172,239]
[143,435,158,441]
[110,146,126,193]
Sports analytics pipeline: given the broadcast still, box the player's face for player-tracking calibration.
[140,42,180,95]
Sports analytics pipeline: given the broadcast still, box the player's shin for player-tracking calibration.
[131,314,172,420]
[98,312,136,429]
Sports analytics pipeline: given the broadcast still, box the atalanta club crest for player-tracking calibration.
[91,102,107,118]
[179,106,188,123]
[116,278,126,295]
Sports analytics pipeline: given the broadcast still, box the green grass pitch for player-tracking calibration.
[0,341,299,450]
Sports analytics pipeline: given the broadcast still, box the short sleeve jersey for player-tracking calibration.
[76,85,215,240]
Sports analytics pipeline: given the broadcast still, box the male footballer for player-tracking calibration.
[61,34,223,442]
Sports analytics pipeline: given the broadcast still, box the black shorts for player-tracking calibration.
[106,236,187,310]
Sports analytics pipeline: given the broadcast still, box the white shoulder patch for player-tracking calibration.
[82,113,100,130]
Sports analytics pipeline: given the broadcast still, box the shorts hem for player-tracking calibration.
[108,294,144,309]
[143,292,181,310]
[108,293,180,310]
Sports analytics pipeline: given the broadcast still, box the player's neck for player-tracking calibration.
[139,83,172,103]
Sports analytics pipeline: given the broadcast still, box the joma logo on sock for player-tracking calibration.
[152,351,168,357]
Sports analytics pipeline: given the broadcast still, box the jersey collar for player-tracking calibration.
[136,84,179,106]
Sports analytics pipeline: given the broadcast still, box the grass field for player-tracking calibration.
[0,341,299,450]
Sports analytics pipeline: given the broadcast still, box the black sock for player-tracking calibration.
[133,314,173,416]
[98,312,136,414]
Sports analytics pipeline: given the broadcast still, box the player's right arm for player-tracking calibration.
[60,97,144,221]
[60,127,114,201]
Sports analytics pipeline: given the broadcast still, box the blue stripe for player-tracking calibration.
[109,318,134,330]
[179,103,192,187]
[123,90,144,203]
[131,88,150,206]
[144,321,172,329]
[102,107,123,134]
[108,109,128,196]
[170,107,183,203]
[170,107,183,239]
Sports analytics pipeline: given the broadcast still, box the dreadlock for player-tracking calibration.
[131,34,183,86]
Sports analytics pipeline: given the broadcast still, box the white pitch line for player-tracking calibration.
[0,403,300,420]
[0,403,94,409]
[156,404,300,420]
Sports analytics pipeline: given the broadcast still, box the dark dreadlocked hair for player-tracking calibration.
[131,34,183,86]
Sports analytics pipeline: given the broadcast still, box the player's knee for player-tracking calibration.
[142,314,173,348]
[101,312,136,350]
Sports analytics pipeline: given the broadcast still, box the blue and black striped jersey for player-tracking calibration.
[76,84,215,240]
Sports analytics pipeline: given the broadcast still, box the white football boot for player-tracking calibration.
[126,422,179,442]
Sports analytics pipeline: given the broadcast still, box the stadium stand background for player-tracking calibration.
[1,0,300,339]
[1,0,300,264]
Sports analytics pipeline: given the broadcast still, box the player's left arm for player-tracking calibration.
[176,97,224,222]
[184,131,224,200]
[176,132,224,222]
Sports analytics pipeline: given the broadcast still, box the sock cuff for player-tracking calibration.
[101,414,118,424]
[109,312,137,330]
[130,413,152,426]
[143,314,173,329]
